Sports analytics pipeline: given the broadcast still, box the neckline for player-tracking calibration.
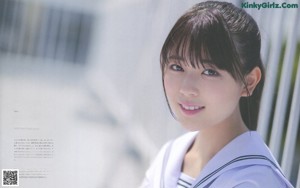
[189,131,282,187]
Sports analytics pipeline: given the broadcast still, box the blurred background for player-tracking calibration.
[0,0,299,187]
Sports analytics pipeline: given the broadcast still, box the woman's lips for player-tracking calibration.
[179,103,205,115]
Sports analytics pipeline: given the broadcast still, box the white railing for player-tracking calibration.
[253,2,300,186]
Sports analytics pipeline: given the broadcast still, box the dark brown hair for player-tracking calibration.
[160,1,265,130]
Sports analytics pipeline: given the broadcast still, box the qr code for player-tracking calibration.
[2,169,19,186]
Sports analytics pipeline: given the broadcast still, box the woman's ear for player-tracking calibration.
[241,67,262,97]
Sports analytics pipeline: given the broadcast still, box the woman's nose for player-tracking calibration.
[179,75,199,97]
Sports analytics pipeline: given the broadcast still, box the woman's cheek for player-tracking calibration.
[164,74,181,94]
[209,82,242,106]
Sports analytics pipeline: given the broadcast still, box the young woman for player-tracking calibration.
[140,1,294,188]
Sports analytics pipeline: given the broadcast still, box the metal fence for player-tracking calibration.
[252,2,300,186]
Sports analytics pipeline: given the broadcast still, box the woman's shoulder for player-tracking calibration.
[146,131,198,171]
[212,165,292,188]
[140,132,198,187]
[200,131,293,187]
[153,131,198,162]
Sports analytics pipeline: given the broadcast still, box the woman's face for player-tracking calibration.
[163,56,245,131]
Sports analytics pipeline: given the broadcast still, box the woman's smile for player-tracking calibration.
[179,103,205,116]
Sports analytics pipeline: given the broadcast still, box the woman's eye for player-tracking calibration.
[203,69,219,76]
[170,64,184,72]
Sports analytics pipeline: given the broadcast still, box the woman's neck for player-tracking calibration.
[182,114,248,178]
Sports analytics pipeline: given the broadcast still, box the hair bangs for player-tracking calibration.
[161,8,244,81]
[160,12,211,70]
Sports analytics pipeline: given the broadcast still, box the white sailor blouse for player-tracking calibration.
[140,131,294,188]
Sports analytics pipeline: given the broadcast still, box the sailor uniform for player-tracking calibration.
[140,131,294,188]
[177,173,194,188]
